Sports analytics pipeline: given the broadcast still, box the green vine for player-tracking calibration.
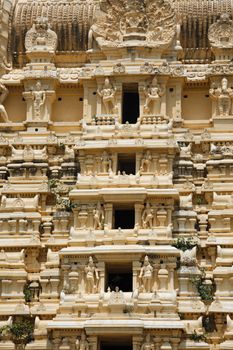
[48,179,76,212]
[190,269,215,302]
[172,237,198,252]
[189,331,206,342]
[23,283,33,303]
[0,318,34,346]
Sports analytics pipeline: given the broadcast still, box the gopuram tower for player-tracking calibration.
[0,0,233,349]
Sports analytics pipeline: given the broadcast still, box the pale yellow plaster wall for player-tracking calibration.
[4,87,26,122]
[51,86,83,122]
[182,87,211,120]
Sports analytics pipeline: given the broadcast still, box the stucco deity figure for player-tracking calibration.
[209,78,233,117]
[0,83,10,122]
[93,202,105,230]
[139,256,153,292]
[84,257,99,294]
[78,332,89,350]
[32,81,46,119]
[141,334,155,350]
[97,78,117,114]
[101,151,112,173]
[125,12,147,34]
[142,203,154,229]
[141,150,152,172]
[25,17,57,53]
[143,77,164,115]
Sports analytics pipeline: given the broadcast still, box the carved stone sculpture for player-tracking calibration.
[93,202,105,230]
[139,256,153,292]
[142,203,154,229]
[208,14,233,49]
[84,257,99,294]
[141,151,152,172]
[143,77,164,115]
[209,78,233,117]
[97,78,117,114]
[78,332,89,350]
[0,83,9,122]
[141,334,155,350]
[32,81,46,119]
[25,17,57,54]
[180,247,197,266]
[101,151,112,173]
[89,0,176,52]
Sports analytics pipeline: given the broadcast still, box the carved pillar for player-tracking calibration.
[135,203,144,228]
[87,336,98,350]
[173,78,183,122]
[133,335,143,350]
[98,261,105,292]
[160,77,168,116]
[104,203,113,229]
[133,261,141,291]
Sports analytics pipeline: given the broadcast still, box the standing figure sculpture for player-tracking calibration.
[93,202,105,230]
[142,203,154,229]
[0,83,10,122]
[139,256,153,292]
[32,81,46,119]
[209,77,233,117]
[98,78,117,114]
[141,150,152,172]
[84,256,99,294]
[101,151,112,173]
[143,77,164,115]
[140,334,155,350]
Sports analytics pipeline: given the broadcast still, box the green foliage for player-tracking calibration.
[58,142,65,150]
[23,285,33,303]
[48,179,76,212]
[172,237,198,252]
[48,178,59,191]
[0,318,34,345]
[190,331,206,342]
[190,269,215,302]
[56,195,77,212]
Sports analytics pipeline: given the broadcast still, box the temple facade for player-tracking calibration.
[0,0,233,349]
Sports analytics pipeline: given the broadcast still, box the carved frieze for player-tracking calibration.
[89,0,176,53]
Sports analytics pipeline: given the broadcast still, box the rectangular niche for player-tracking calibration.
[122,83,139,124]
[105,262,132,292]
[117,153,136,175]
[182,85,211,121]
[113,206,135,229]
[99,336,132,350]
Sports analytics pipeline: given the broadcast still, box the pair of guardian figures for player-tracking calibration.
[98,77,164,116]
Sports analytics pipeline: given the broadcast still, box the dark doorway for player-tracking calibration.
[105,262,132,292]
[117,154,136,175]
[114,208,135,229]
[100,337,132,350]
[101,344,132,350]
[122,83,139,124]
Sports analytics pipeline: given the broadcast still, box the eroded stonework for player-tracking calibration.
[0,1,233,350]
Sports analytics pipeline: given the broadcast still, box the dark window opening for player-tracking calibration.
[114,208,135,229]
[105,263,132,292]
[117,154,136,175]
[101,343,132,350]
[122,83,139,124]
